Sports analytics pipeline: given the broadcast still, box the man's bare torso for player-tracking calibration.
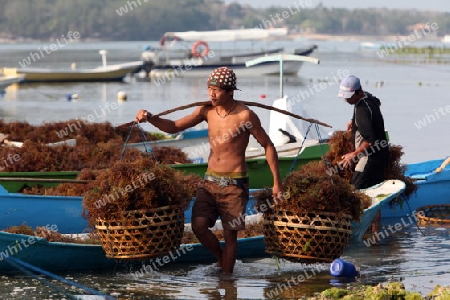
[204,103,251,173]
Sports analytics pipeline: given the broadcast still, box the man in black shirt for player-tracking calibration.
[338,75,389,189]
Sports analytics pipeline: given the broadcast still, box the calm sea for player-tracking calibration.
[0,39,449,299]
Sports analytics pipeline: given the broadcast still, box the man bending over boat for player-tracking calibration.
[338,74,389,189]
[135,66,283,274]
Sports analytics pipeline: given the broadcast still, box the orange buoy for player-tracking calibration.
[192,40,209,57]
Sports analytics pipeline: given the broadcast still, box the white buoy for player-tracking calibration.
[117,91,127,101]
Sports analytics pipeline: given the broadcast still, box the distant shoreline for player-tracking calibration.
[297,33,444,43]
[0,34,446,44]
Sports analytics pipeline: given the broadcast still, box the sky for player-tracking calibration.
[222,0,450,12]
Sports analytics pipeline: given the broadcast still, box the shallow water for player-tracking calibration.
[0,222,448,299]
[0,40,449,299]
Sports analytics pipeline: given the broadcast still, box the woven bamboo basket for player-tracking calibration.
[416,204,450,226]
[95,205,184,260]
[263,210,352,263]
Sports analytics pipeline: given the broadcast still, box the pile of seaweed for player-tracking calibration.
[254,161,371,221]
[1,223,100,244]
[324,130,418,205]
[0,120,191,172]
[81,157,197,228]
[254,130,417,221]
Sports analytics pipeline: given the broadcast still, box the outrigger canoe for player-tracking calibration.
[2,61,143,83]
[0,180,405,273]
[380,156,450,218]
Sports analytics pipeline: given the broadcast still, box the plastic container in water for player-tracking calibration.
[329,258,357,277]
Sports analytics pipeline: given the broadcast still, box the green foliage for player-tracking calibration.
[0,0,448,40]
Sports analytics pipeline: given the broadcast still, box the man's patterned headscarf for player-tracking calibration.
[207,66,240,91]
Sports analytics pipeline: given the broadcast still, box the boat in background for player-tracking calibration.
[0,171,80,193]
[138,28,318,78]
[1,133,77,148]
[2,61,143,83]
[381,157,450,218]
[0,75,24,90]
[359,42,382,50]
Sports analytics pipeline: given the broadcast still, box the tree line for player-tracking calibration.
[0,0,448,41]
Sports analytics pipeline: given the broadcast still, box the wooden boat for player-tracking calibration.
[172,143,328,189]
[0,75,24,90]
[0,140,327,192]
[351,179,406,242]
[0,180,404,273]
[1,135,77,148]
[2,61,143,83]
[148,46,318,78]
[0,190,268,273]
[0,171,80,193]
[0,127,328,190]
[139,28,319,78]
[380,157,450,218]
[0,230,267,273]
[0,190,86,233]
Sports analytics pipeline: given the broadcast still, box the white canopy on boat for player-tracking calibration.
[160,28,288,42]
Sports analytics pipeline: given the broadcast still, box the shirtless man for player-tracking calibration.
[135,66,283,274]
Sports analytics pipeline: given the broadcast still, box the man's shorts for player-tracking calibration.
[192,173,249,231]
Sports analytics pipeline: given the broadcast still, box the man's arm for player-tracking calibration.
[340,140,370,169]
[246,111,283,197]
[341,105,373,168]
[136,106,206,134]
